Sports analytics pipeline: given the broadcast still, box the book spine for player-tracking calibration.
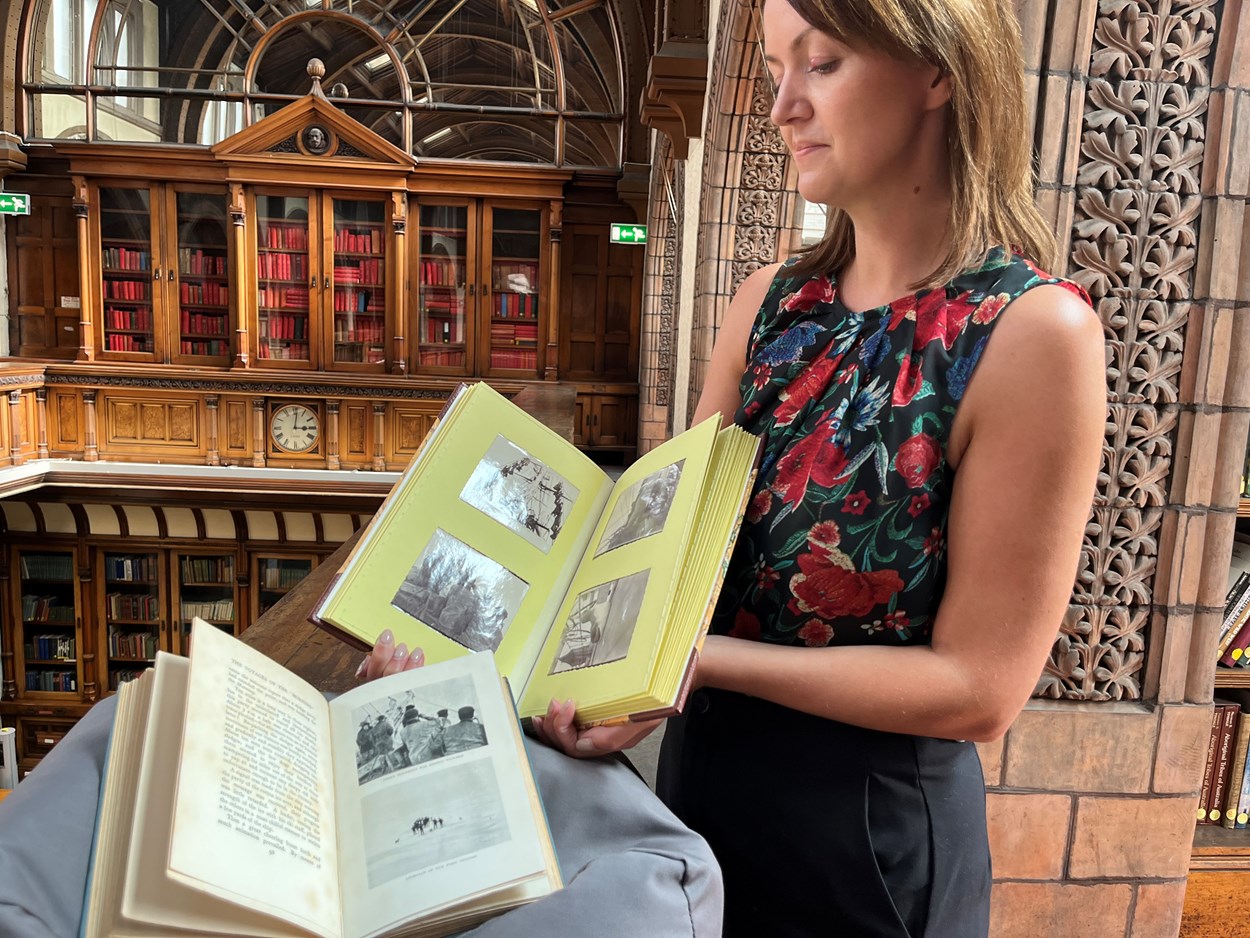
[1220,620,1250,667]
[1223,714,1250,828]
[1227,570,1250,608]
[1209,705,1240,825]
[1198,705,1224,824]
[1218,588,1250,658]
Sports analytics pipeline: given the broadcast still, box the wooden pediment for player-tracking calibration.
[212,95,413,171]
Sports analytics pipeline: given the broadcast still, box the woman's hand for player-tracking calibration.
[355,629,425,681]
[531,697,662,758]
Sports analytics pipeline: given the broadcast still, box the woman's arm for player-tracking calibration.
[695,284,1105,741]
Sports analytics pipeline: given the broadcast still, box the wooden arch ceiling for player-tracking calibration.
[111,0,627,164]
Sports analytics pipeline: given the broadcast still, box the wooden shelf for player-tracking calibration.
[24,658,76,666]
[1215,670,1250,688]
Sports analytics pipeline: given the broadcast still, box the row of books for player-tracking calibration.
[107,629,158,660]
[491,322,539,347]
[109,670,145,690]
[260,312,310,341]
[22,597,74,622]
[493,292,538,319]
[102,246,150,271]
[261,223,307,250]
[178,248,226,276]
[104,307,153,331]
[260,565,308,589]
[21,556,74,579]
[180,339,228,356]
[333,287,383,313]
[423,318,464,344]
[418,349,466,367]
[490,349,537,370]
[180,281,228,305]
[103,279,150,301]
[1218,566,1250,666]
[334,229,382,254]
[334,346,387,365]
[180,311,229,336]
[26,634,75,660]
[181,599,235,621]
[333,319,385,343]
[27,670,77,692]
[106,592,160,622]
[105,555,157,582]
[180,557,234,582]
[419,259,463,286]
[333,260,383,284]
[1199,699,1250,826]
[258,252,308,281]
[256,342,310,360]
[104,334,154,352]
[258,285,309,309]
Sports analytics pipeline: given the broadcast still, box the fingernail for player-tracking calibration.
[355,659,367,679]
[564,698,574,711]
[575,739,596,754]
[394,644,408,659]
[380,629,394,645]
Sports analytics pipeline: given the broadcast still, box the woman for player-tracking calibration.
[361,0,1105,933]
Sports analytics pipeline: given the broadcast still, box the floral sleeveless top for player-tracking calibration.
[712,248,1089,647]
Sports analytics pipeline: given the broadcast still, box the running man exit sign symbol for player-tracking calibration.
[0,193,30,216]
[610,223,647,244]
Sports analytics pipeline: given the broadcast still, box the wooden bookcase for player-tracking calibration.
[172,551,239,654]
[97,549,166,692]
[252,553,318,621]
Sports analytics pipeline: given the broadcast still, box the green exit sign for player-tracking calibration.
[610,223,647,244]
[0,193,30,216]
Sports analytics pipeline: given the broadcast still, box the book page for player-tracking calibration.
[329,652,555,937]
[168,620,341,938]
[315,382,613,690]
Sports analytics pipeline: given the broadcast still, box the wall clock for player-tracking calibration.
[269,402,320,454]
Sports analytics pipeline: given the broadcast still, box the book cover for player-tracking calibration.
[311,382,760,726]
[1198,705,1224,824]
[81,619,560,938]
[1207,702,1240,825]
[1222,713,1250,829]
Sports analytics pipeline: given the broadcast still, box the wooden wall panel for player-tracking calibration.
[220,397,251,459]
[388,403,442,465]
[50,390,80,451]
[345,404,369,458]
[101,393,202,456]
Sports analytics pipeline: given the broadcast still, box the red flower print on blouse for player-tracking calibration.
[895,433,941,488]
[807,519,842,556]
[890,290,973,350]
[754,562,781,591]
[773,354,840,427]
[789,552,903,619]
[893,353,924,407]
[729,609,761,641]
[837,362,858,385]
[923,527,944,556]
[750,363,771,390]
[797,620,835,647]
[746,489,773,524]
[883,611,910,632]
[744,400,762,419]
[781,277,835,313]
[772,433,850,507]
[908,493,931,517]
[972,292,1010,325]
[842,490,870,515]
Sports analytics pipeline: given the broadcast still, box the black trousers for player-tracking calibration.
[656,689,991,938]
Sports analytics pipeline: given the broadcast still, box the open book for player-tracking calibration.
[312,382,760,726]
[81,619,561,938]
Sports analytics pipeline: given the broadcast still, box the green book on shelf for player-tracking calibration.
[312,381,761,727]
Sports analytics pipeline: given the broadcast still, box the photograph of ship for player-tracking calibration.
[460,436,579,553]
[548,569,650,674]
[392,529,528,652]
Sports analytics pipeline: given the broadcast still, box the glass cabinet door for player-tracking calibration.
[17,549,79,696]
[175,552,236,653]
[485,206,541,374]
[101,551,163,690]
[99,186,157,357]
[173,191,231,361]
[330,198,387,366]
[256,194,312,364]
[417,204,470,371]
[253,554,316,620]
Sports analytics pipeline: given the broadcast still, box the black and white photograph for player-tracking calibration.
[593,459,685,556]
[351,673,490,787]
[392,529,528,652]
[459,436,579,553]
[548,569,650,674]
[360,759,510,890]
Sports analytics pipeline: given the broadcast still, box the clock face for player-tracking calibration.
[270,403,320,454]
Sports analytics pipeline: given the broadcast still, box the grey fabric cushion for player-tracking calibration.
[0,697,722,938]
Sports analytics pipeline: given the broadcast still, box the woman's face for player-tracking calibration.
[762,0,949,211]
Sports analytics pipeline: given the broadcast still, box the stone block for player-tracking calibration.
[977,736,1004,787]
[1154,703,1216,794]
[1130,880,1188,938]
[1003,703,1156,792]
[1069,795,1194,879]
[990,882,1131,938]
[985,792,1071,880]
[1212,411,1250,511]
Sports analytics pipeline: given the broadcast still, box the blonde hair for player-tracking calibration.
[777,0,1055,288]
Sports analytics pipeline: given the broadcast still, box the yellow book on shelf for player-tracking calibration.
[312,382,761,726]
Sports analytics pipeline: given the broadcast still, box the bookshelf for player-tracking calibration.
[253,553,317,620]
[256,193,312,365]
[486,206,541,374]
[99,186,156,357]
[173,551,237,655]
[16,549,80,696]
[417,204,470,372]
[100,550,164,690]
[331,198,387,366]
[174,191,231,362]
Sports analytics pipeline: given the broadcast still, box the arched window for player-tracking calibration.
[25,0,624,167]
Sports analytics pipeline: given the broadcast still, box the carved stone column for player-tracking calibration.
[326,400,341,470]
[205,394,220,466]
[34,388,48,459]
[82,390,98,462]
[252,398,266,467]
[372,402,386,471]
[72,177,95,362]
[545,200,561,380]
[7,391,21,466]
[391,193,407,375]
[230,184,250,368]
